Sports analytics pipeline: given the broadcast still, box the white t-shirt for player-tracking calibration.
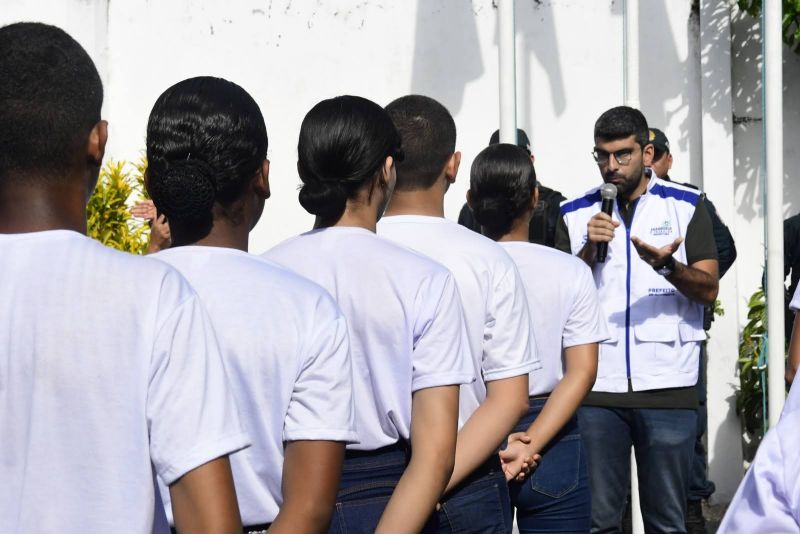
[264,226,475,450]
[499,242,609,396]
[378,215,540,426]
[0,231,249,534]
[152,246,356,526]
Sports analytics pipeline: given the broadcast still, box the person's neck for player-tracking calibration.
[620,172,650,207]
[384,181,446,218]
[188,220,250,252]
[320,202,379,233]
[497,214,531,243]
[0,179,90,234]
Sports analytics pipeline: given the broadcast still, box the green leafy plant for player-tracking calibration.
[86,159,149,254]
[738,0,800,54]
[736,288,767,443]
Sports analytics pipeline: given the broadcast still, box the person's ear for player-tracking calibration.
[530,153,536,164]
[667,153,674,170]
[254,159,271,199]
[466,189,474,210]
[381,155,394,189]
[87,120,108,168]
[532,185,540,209]
[444,151,461,184]
[642,143,654,167]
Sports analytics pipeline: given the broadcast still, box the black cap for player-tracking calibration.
[489,128,531,154]
[648,128,670,154]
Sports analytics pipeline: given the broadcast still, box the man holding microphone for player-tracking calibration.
[556,106,719,533]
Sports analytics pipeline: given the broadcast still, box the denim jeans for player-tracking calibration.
[327,443,409,534]
[689,347,715,501]
[429,456,512,534]
[508,398,591,533]
[578,406,697,534]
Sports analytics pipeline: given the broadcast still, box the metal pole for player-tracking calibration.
[765,0,786,425]
[624,1,644,531]
[498,0,516,143]
[623,0,640,108]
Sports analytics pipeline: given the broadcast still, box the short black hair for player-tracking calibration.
[385,95,456,191]
[146,76,268,234]
[469,143,536,237]
[594,106,649,148]
[297,95,402,222]
[0,22,103,181]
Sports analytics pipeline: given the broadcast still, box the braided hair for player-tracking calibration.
[146,76,268,237]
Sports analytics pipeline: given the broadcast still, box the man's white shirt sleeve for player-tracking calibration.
[411,272,475,391]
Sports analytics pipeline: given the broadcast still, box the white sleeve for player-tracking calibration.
[147,280,249,486]
[411,272,475,391]
[562,263,610,348]
[790,284,800,312]
[718,413,800,533]
[482,264,540,382]
[284,293,357,443]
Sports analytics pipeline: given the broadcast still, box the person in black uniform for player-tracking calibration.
[650,127,737,534]
[458,129,566,249]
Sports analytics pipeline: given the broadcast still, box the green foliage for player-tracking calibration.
[86,159,149,254]
[736,288,767,440]
[738,0,800,54]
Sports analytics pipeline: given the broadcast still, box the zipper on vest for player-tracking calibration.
[625,222,632,380]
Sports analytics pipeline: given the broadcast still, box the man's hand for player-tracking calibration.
[131,199,157,221]
[630,236,683,269]
[499,433,540,482]
[587,212,620,244]
[578,212,620,266]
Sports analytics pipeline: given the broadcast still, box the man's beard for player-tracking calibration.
[604,163,644,200]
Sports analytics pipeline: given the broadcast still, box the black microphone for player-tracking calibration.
[597,183,617,263]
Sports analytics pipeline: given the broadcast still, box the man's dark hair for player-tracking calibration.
[594,106,649,148]
[385,95,456,191]
[0,22,103,181]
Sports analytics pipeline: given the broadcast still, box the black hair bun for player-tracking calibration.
[149,159,216,223]
[472,196,515,233]
[298,180,348,220]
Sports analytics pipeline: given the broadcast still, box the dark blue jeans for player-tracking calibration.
[429,456,512,534]
[327,444,409,534]
[508,398,591,533]
[578,406,696,534]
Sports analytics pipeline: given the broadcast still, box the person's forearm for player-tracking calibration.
[521,369,595,455]
[665,260,719,306]
[375,450,453,533]
[445,376,529,492]
[787,313,800,385]
[269,440,344,534]
[577,240,597,267]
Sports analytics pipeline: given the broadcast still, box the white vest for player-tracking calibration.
[560,176,705,392]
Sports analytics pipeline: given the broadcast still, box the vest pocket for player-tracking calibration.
[632,322,678,374]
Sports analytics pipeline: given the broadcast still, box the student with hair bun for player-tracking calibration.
[145,76,356,534]
[265,95,474,534]
[469,144,609,533]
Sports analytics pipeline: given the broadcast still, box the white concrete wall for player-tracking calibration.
[4,0,797,504]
